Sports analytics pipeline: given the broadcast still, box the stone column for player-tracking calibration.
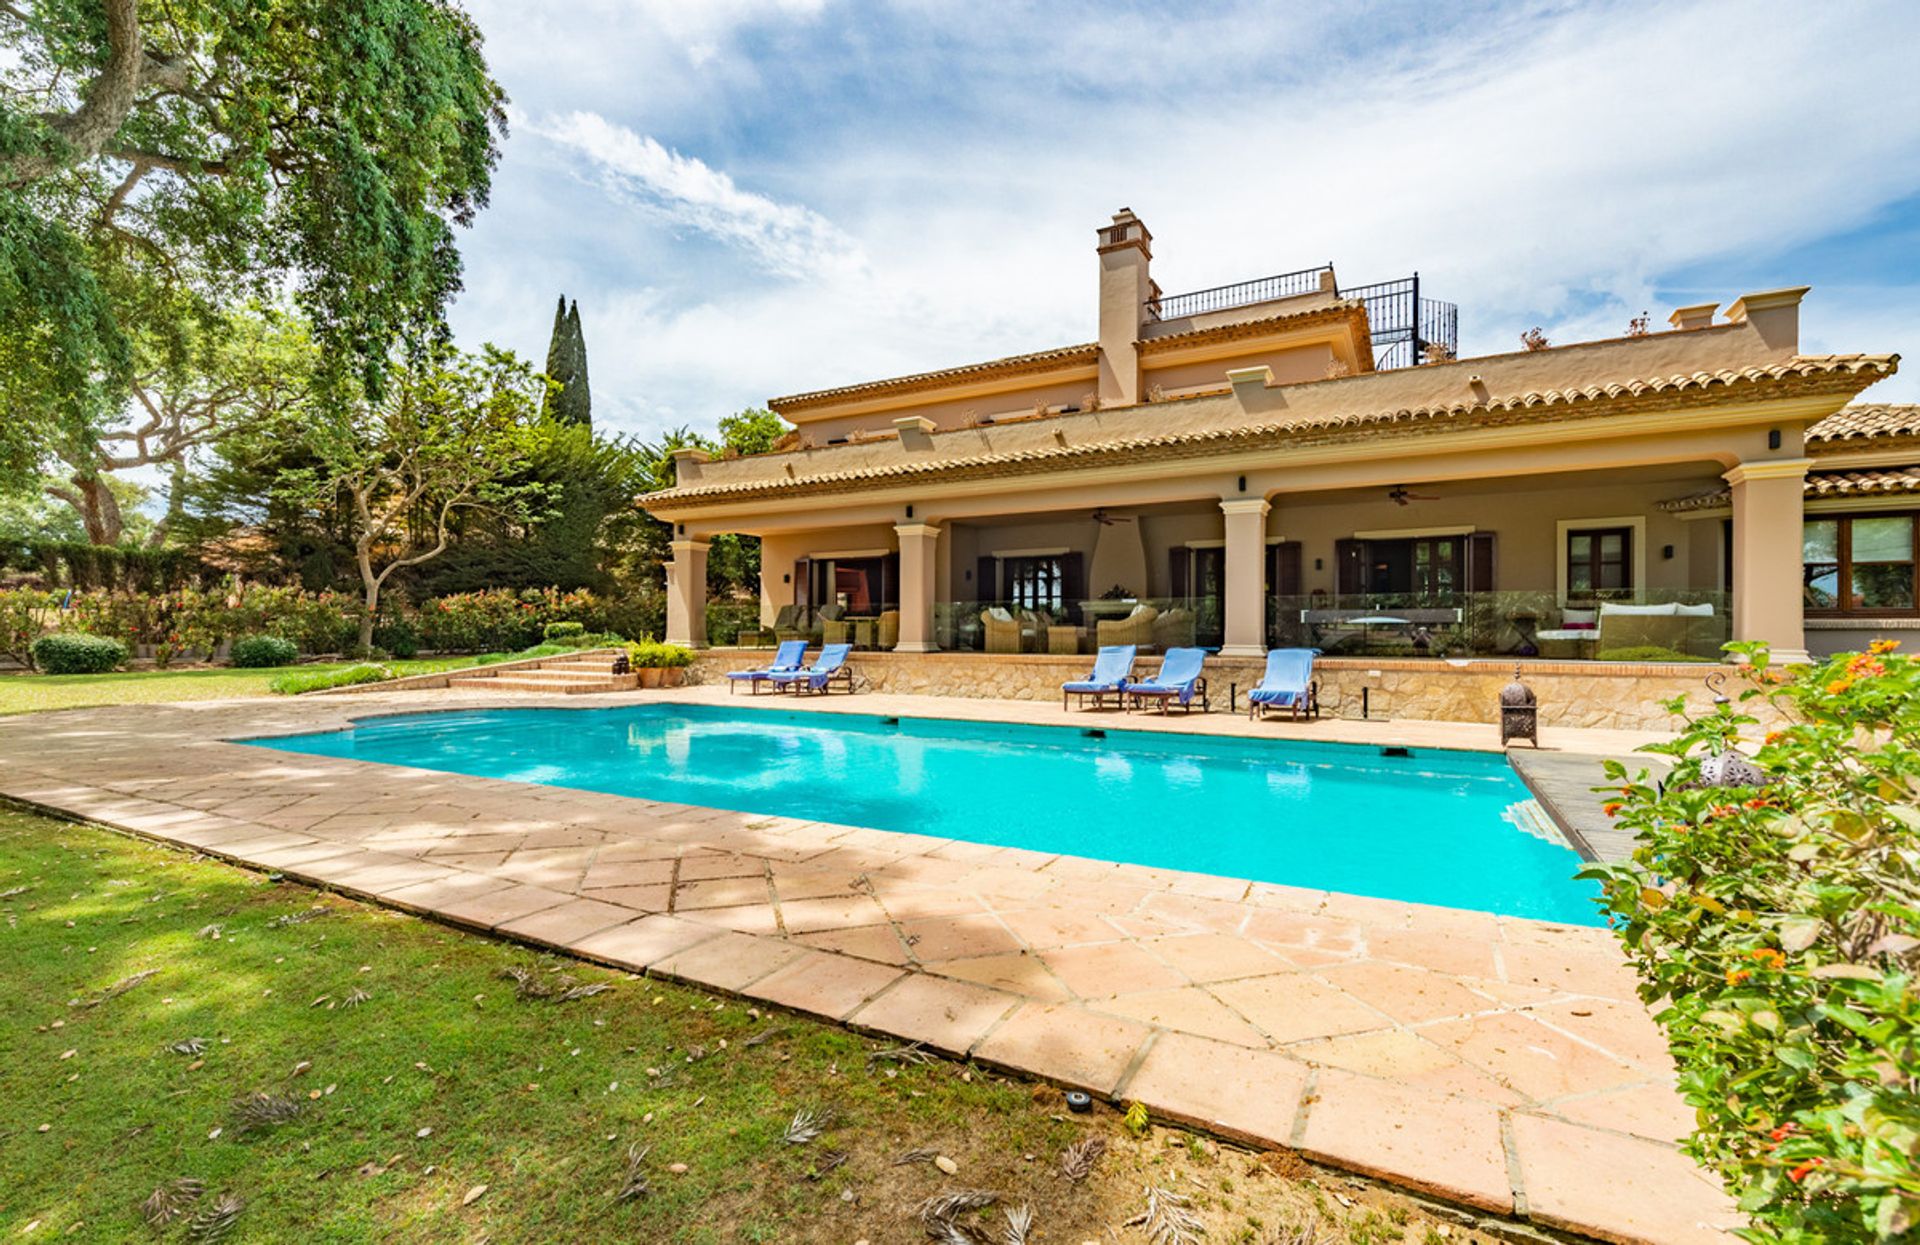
[1725,458,1811,664]
[894,522,941,652]
[665,538,710,649]
[1219,498,1272,658]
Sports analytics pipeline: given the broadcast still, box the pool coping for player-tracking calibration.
[0,689,1738,1243]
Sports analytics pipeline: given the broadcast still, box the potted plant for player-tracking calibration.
[627,639,694,688]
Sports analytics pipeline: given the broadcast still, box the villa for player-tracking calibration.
[643,210,1909,721]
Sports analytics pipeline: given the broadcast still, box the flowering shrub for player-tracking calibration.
[1585,640,1920,1241]
[0,588,58,666]
[229,635,298,668]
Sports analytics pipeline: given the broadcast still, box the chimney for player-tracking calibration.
[1667,302,1718,332]
[1096,208,1152,407]
[1723,286,1809,355]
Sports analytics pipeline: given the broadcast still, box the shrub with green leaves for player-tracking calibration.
[29,632,127,674]
[1585,640,1920,1240]
[229,635,299,668]
[270,663,394,695]
[543,621,586,641]
[627,639,693,669]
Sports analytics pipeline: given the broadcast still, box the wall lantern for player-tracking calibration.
[1499,663,1539,748]
[1237,475,1247,493]
[782,572,791,584]
[1314,558,1324,571]
[676,523,686,536]
[1663,544,1675,560]
[906,504,915,519]
[1768,428,1783,451]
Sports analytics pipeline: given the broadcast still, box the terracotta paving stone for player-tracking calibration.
[493,846,596,889]
[1238,908,1364,955]
[676,852,767,881]
[1509,1113,1741,1244]
[433,882,574,931]
[496,896,638,949]
[425,832,532,857]
[793,924,912,965]
[1500,940,1643,1001]
[1090,987,1269,1047]
[1135,891,1251,934]
[582,883,672,912]
[1209,973,1393,1044]
[1287,1029,1524,1106]
[994,906,1128,950]
[1316,961,1505,1025]
[579,858,677,890]
[1422,1011,1640,1102]
[1299,1069,1513,1211]
[895,913,1023,962]
[748,951,906,1022]
[649,930,804,992]
[1140,932,1293,983]
[1039,941,1191,999]
[673,876,771,910]
[379,871,518,915]
[676,902,782,937]
[767,868,859,902]
[846,973,1018,1054]
[1119,1032,1309,1147]
[869,883,998,921]
[774,894,892,934]
[925,952,1073,1001]
[973,1002,1152,1095]
[1537,1079,1696,1145]
[1528,997,1678,1071]
[306,855,454,896]
[574,915,724,973]
[244,839,366,870]
[1366,928,1504,979]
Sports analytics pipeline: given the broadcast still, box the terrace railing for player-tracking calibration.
[1145,268,1459,371]
[935,598,1217,655]
[1146,266,1333,323]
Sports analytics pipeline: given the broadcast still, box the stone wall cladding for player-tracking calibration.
[689,651,1781,732]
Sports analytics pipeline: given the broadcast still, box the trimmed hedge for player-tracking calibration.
[29,633,127,674]
[1588,641,1920,1240]
[269,663,393,695]
[543,621,586,641]
[229,635,298,668]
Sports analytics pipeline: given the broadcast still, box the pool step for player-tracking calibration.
[446,649,638,695]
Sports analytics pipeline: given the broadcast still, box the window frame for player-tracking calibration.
[1802,511,1920,617]
[1003,555,1064,613]
[1565,525,1634,599]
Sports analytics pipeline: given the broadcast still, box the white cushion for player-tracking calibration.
[1559,607,1597,626]
[1536,629,1596,642]
[1674,602,1715,617]
[1126,604,1151,620]
[1600,602,1678,616]
[987,607,1013,623]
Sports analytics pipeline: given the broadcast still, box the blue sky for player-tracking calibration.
[448,0,1920,442]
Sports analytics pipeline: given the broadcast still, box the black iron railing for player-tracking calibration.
[1146,267,1459,371]
[1146,265,1333,322]
[1340,275,1459,370]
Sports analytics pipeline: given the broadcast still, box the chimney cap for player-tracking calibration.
[1724,286,1811,323]
[1668,302,1718,331]
[1098,208,1151,254]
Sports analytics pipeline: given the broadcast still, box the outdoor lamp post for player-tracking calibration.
[1499,664,1539,748]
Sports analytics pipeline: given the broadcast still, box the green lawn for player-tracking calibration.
[0,809,1466,1244]
[0,658,481,717]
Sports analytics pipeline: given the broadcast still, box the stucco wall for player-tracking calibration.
[689,650,1783,733]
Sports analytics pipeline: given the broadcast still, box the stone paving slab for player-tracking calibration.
[0,688,1740,1243]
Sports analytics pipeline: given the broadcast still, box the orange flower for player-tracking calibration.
[1602,802,1624,817]
[1827,678,1854,695]
[1845,654,1886,678]
[1789,1158,1823,1183]
[1726,968,1752,985]
[1764,731,1786,745]
[1870,638,1900,654]
[1749,948,1786,970]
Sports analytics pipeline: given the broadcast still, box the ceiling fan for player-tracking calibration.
[1387,485,1439,506]
[1090,508,1135,525]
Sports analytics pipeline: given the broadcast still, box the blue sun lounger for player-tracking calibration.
[1248,648,1320,720]
[769,643,853,695]
[1124,646,1209,714]
[1061,644,1136,710]
[724,640,808,694]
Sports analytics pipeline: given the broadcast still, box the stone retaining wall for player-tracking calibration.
[689,649,1778,732]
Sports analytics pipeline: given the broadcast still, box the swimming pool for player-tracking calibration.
[242,706,1600,924]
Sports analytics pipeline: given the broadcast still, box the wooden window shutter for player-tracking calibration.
[1467,533,1496,593]
[882,552,900,608]
[975,556,998,603]
[1270,541,1303,597]
[1060,551,1086,610]
[1335,539,1365,598]
[1168,546,1191,599]
[793,557,811,609]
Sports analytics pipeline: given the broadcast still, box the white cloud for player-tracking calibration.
[528,111,865,281]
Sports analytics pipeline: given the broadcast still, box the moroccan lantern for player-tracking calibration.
[1499,663,1539,748]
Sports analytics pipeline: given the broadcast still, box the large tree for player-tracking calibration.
[273,345,546,651]
[46,306,312,546]
[0,0,508,486]
[541,295,590,427]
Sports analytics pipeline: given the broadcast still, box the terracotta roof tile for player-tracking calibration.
[1661,462,1920,513]
[655,354,1898,509]
[769,343,1099,412]
[1806,403,1920,444]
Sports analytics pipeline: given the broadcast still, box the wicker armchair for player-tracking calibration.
[981,607,1023,653]
[1095,603,1158,649]
[877,610,899,650]
[1152,608,1196,650]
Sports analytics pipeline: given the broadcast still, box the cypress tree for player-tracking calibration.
[542,296,592,427]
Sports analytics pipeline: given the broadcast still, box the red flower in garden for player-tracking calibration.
[1789,1159,1823,1183]
[1602,802,1624,817]
[1870,638,1900,655]
[1726,968,1752,985]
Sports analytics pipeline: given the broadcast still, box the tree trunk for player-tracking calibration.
[70,476,124,546]
[358,542,380,653]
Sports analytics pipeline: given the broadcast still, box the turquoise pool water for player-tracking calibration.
[242,707,1600,924]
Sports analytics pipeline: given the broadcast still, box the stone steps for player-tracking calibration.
[445,648,637,695]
